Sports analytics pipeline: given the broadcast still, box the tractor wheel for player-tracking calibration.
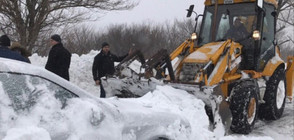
[230,79,259,134]
[259,66,286,120]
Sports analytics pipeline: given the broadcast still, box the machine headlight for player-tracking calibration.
[252,30,261,40]
[191,33,197,40]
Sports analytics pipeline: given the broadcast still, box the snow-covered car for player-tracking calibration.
[0,58,191,140]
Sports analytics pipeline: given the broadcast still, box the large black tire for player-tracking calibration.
[230,79,259,134]
[259,65,286,120]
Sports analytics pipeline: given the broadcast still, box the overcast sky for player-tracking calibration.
[90,0,205,29]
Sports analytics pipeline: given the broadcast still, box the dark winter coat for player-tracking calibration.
[0,45,30,63]
[226,24,249,41]
[92,51,128,81]
[10,43,32,63]
[45,43,71,81]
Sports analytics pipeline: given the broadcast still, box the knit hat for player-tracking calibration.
[101,42,109,48]
[0,35,11,46]
[51,34,61,43]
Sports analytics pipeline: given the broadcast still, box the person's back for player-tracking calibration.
[45,43,71,80]
[0,35,30,63]
[45,34,71,81]
[10,42,31,63]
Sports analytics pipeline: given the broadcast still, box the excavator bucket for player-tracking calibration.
[166,82,229,136]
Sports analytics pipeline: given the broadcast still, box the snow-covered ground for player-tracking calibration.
[16,51,294,140]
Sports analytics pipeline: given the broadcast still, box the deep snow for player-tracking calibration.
[4,50,293,140]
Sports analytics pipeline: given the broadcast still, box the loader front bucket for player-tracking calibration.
[166,82,230,137]
[102,77,229,136]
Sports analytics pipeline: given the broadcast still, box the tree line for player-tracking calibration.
[0,0,293,59]
[29,19,194,59]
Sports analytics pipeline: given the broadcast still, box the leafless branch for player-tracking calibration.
[0,0,137,53]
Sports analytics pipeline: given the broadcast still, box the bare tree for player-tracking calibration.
[277,0,294,31]
[0,0,137,53]
[276,0,294,59]
[165,19,194,53]
[62,26,99,54]
[58,19,195,59]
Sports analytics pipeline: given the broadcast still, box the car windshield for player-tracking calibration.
[198,3,257,46]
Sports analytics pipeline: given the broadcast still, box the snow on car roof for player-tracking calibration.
[0,57,93,99]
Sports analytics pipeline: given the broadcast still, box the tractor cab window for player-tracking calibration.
[216,14,230,41]
[198,3,256,46]
[258,4,275,70]
[198,9,213,45]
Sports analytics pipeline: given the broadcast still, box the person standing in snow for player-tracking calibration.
[92,42,130,98]
[45,34,71,81]
[0,35,30,63]
[10,42,32,63]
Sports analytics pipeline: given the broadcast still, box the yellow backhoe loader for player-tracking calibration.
[102,0,294,135]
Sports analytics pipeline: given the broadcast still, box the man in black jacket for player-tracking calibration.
[92,42,129,98]
[45,34,71,81]
[225,17,249,41]
[0,35,30,63]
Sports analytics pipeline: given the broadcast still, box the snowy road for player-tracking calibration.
[250,101,294,140]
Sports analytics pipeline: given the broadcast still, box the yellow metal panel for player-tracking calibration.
[262,57,284,76]
[170,39,195,61]
[184,57,209,63]
[286,56,294,100]
[183,41,227,63]
[263,47,285,76]
[210,41,230,64]
[208,53,229,86]
[223,74,242,82]
[204,0,277,8]
[220,82,229,98]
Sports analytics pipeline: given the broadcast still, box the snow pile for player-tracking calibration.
[0,81,103,139]
[1,51,290,140]
[137,86,214,139]
[3,126,50,140]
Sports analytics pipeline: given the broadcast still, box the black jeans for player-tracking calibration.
[100,82,106,98]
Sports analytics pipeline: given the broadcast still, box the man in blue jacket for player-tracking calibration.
[0,35,29,63]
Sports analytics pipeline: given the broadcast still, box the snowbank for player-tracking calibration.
[25,51,293,140]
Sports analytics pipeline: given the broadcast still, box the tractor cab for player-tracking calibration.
[196,0,277,71]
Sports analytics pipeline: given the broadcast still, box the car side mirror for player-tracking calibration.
[186,5,194,17]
